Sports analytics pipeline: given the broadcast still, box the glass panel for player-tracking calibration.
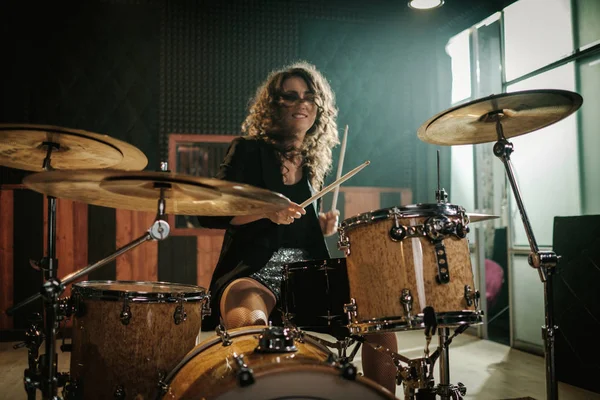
[504,0,574,82]
[474,15,503,97]
[575,0,600,49]
[511,254,544,347]
[506,63,580,247]
[451,144,475,244]
[446,29,471,104]
[578,53,600,215]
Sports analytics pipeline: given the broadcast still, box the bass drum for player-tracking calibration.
[160,325,397,400]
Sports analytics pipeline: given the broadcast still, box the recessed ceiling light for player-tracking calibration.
[408,0,444,10]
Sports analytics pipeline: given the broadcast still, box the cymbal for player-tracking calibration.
[0,124,148,171]
[417,90,583,145]
[467,213,499,223]
[23,169,291,216]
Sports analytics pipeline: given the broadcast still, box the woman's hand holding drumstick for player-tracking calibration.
[261,161,369,227]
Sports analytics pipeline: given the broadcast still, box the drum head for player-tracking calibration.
[214,365,396,400]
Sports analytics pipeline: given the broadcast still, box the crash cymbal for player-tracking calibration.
[467,213,499,223]
[417,89,583,145]
[0,124,148,171]
[23,169,291,216]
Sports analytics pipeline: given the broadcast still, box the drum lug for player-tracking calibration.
[201,294,212,318]
[58,296,76,320]
[114,385,125,399]
[344,298,358,323]
[337,230,351,256]
[70,293,85,318]
[216,324,233,346]
[173,298,187,325]
[389,225,407,241]
[464,285,480,308]
[390,213,407,241]
[400,289,413,320]
[119,299,132,326]
[255,324,298,353]
[157,372,169,397]
[433,241,450,284]
[232,353,255,387]
[157,380,169,397]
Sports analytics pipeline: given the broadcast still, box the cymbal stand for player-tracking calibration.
[351,324,468,400]
[491,114,559,400]
[7,183,171,400]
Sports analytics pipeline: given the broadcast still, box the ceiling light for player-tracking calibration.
[408,0,444,10]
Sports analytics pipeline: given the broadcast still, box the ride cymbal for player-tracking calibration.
[467,213,499,223]
[417,89,583,145]
[23,169,291,216]
[0,124,148,171]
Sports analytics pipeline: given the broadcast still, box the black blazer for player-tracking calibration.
[198,136,330,330]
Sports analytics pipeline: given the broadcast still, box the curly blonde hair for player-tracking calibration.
[241,61,339,190]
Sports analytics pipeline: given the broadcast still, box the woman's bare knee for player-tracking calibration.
[220,278,275,329]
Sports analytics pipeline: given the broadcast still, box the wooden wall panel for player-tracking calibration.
[0,190,14,329]
[197,233,224,290]
[157,236,197,286]
[87,205,116,281]
[116,210,158,282]
[343,190,380,219]
[12,189,44,330]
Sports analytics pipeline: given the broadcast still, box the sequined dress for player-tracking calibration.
[249,173,322,300]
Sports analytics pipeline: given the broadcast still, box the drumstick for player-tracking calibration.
[331,125,348,212]
[300,160,370,209]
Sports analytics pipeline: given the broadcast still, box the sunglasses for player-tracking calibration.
[278,92,318,106]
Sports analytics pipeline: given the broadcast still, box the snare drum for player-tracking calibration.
[338,203,482,334]
[68,281,208,400]
[281,258,350,339]
[160,325,396,400]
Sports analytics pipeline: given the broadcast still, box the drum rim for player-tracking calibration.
[72,280,208,302]
[347,310,484,334]
[161,325,332,389]
[282,257,346,270]
[339,203,467,232]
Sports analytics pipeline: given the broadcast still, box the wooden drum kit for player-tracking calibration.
[1,88,583,400]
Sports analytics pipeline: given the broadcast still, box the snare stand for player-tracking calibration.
[7,170,172,400]
[491,114,559,400]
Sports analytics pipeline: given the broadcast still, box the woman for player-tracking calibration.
[198,61,398,394]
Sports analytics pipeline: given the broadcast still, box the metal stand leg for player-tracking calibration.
[7,187,171,399]
[492,116,559,400]
[437,328,451,400]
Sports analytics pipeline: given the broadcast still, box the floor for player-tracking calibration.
[1,329,598,399]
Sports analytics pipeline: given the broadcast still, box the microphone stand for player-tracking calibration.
[491,112,559,400]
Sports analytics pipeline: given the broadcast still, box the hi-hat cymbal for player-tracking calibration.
[23,169,291,216]
[417,89,583,145]
[467,213,499,223]
[0,124,148,171]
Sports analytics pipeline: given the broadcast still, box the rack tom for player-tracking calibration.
[68,281,209,399]
[338,203,482,334]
